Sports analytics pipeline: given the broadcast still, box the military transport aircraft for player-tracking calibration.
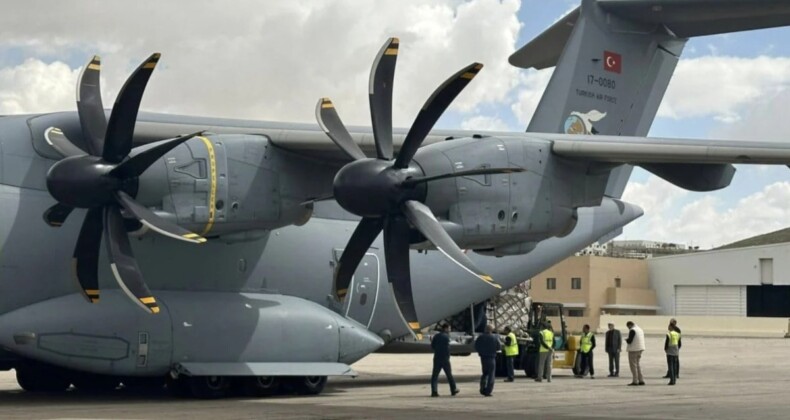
[1,0,789,399]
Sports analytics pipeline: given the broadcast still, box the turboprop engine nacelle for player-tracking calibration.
[414,136,580,255]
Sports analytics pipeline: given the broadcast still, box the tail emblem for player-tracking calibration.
[564,110,607,135]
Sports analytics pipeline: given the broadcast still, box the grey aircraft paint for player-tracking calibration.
[0,0,789,391]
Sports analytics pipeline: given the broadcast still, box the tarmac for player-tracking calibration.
[0,336,788,419]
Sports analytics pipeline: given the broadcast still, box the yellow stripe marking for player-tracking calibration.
[409,322,421,330]
[140,297,156,304]
[385,48,398,55]
[391,38,399,45]
[85,289,99,295]
[198,136,217,236]
[337,288,348,296]
[150,307,160,314]
[87,63,101,70]
[143,62,157,69]
[461,72,476,79]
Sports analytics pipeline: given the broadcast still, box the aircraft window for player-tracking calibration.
[215,200,225,210]
[498,210,505,221]
[511,212,518,223]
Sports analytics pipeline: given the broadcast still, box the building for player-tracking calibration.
[529,255,659,332]
[648,242,790,317]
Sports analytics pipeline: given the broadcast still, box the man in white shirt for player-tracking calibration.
[625,321,645,386]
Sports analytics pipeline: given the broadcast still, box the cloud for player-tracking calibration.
[623,177,790,248]
[0,0,523,126]
[0,59,78,114]
[460,115,511,131]
[658,55,790,122]
[509,69,553,126]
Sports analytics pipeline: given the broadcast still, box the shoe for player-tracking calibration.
[615,374,619,377]
[479,389,485,395]
[638,382,646,386]
[431,393,439,397]
[662,375,670,379]
[504,378,514,383]
[607,374,614,377]
[534,379,542,383]
[590,376,595,379]
[483,393,492,397]
[574,375,583,378]
[451,389,460,396]
[668,382,675,386]
[547,379,551,383]
[628,383,638,386]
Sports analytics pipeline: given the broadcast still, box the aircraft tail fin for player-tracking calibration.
[510,0,790,199]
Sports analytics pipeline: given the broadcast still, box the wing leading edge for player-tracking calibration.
[549,134,790,165]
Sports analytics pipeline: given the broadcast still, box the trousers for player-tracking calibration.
[505,356,516,380]
[666,354,678,383]
[479,357,496,395]
[431,357,457,394]
[607,351,620,375]
[579,351,594,376]
[536,352,552,381]
[628,351,644,384]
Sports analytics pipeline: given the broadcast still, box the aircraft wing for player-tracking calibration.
[548,134,790,165]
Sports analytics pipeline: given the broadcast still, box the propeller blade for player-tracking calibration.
[110,132,202,178]
[76,55,107,156]
[103,53,161,164]
[402,167,526,187]
[394,63,483,169]
[369,37,399,160]
[103,206,160,314]
[316,98,367,161]
[402,200,500,289]
[383,215,422,337]
[334,217,384,301]
[43,202,74,227]
[44,127,86,157]
[115,191,206,244]
[73,207,103,303]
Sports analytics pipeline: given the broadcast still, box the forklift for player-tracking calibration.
[520,302,581,377]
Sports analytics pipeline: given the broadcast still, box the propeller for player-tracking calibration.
[317,38,523,336]
[43,53,206,314]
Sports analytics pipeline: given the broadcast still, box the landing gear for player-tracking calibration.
[290,376,327,395]
[187,375,231,399]
[241,376,281,397]
[15,364,70,392]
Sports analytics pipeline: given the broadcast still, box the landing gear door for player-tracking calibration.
[332,250,380,328]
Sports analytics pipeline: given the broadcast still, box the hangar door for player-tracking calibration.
[674,286,746,316]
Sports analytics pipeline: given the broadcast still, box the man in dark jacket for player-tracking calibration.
[430,324,459,397]
[605,322,622,377]
[474,324,500,396]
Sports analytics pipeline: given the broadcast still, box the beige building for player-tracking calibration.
[529,256,659,332]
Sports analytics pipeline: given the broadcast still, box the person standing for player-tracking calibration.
[430,324,459,397]
[664,323,681,385]
[475,324,500,396]
[502,326,520,382]
[664,318,682,379]
[535,322,554,383]
[605,322,622,377]
[625,321,645,386]
[577,324,596,379]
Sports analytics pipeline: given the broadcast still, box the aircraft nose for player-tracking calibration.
[337,317,384,364]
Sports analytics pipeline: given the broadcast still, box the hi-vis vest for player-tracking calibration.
[504,332,519,357]
[539,329,554,353]
[580,332,594,353]
[667,330,680,347]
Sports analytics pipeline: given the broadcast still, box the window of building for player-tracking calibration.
[571,277,581,290]
[568,309,584,317]
[615,277,621,288]
[546,278,556,290]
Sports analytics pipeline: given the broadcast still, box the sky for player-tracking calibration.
[0,0,788,249]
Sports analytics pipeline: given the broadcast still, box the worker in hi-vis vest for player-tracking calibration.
[664,324,681,386]
[503,326,519,382]
[577,324,596,379]
[535,322,554,383]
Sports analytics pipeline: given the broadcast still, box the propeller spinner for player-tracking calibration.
[317,38,522,337]
[43,54,205,314]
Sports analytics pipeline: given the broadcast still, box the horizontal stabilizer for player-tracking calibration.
[510,0,790,70]
[175,362,357,377]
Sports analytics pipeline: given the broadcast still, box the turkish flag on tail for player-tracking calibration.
[604,51,621,74]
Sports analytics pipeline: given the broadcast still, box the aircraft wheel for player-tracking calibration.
[188,375,231,399]
[291,376,327,395]
[70,372,120,392]
[15,365,71,392]
[241,376,281,397]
